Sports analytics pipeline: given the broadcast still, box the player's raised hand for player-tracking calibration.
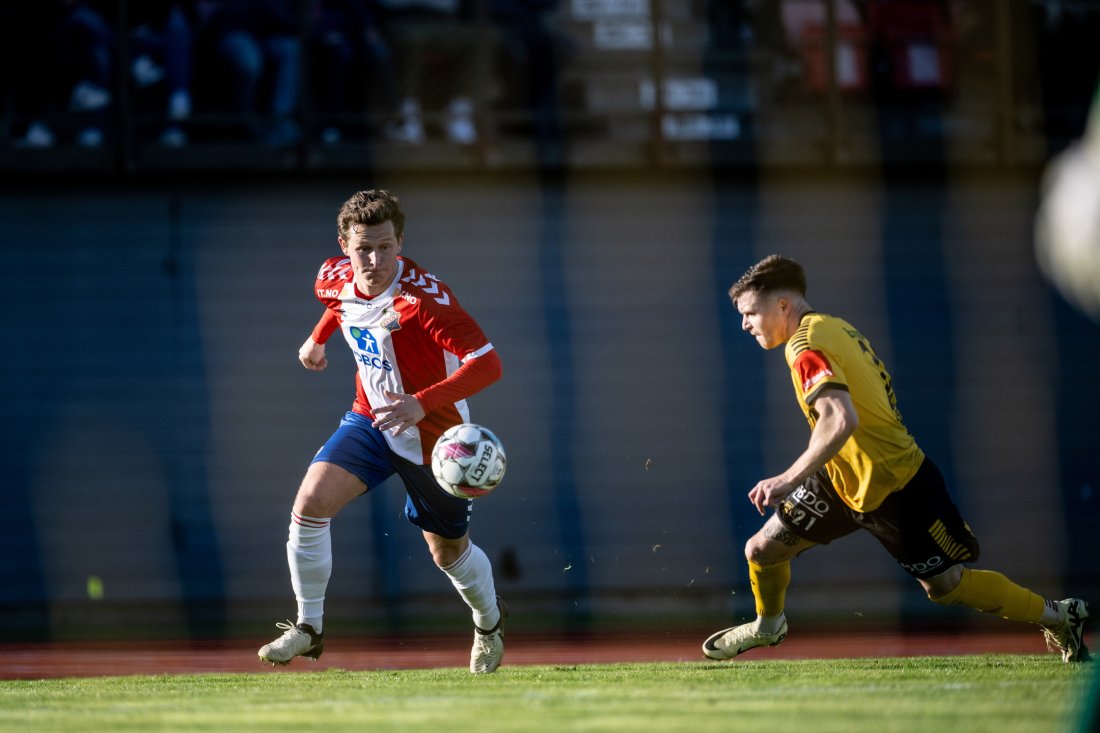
[298,337,328,371]
[371,390,426,435]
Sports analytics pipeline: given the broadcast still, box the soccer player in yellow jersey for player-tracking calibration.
[702,255,1090,663]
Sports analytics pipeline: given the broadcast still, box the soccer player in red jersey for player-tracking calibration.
[258,189,506,673]
[703,255,1089,663]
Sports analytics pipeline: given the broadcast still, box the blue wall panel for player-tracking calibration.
[1,172,1096,640]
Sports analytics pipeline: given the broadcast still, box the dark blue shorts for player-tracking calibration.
[311,411,472,539]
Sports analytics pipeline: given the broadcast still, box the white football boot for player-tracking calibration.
[258,621,324,666]
[470,598,508,674]
[702,618,788,660]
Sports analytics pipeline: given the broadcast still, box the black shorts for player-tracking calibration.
[776,458,981,580]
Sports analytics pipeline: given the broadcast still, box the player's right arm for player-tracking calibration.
[748,387,858,514]
[300,258,349,371]
[299,308,340,371]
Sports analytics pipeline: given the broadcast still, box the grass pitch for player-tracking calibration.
[0,655,1093,733]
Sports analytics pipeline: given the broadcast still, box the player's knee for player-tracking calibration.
[293,481,332,517]
[425,532,469,568]
[923,564,965,604]
[293,462,362,517]
[744,533,775,565]
[745,523,803,565]
[744,538,759,564]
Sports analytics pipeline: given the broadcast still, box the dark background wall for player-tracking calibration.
[2,166,1097,641]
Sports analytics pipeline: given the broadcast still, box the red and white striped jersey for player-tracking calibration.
[311,256,498,464]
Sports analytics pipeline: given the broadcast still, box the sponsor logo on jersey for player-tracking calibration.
[355,352,393,371]
[802,368,833,393]
[317,288,341,298]
[795,350,835,394]
[348,326,393,371]
[349,326,380,354]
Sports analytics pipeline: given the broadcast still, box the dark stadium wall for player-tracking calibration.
[0,171,1096,641]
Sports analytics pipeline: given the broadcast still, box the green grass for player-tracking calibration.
[0,656,1093,733]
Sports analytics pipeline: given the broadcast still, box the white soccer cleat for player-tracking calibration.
[258,621,324,666]
[470,598,508,674]
[1042,598,1090,663]
[702,618,788,660]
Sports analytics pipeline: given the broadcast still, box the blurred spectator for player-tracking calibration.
[55,0,118,147]
[128,2,198,147]
[748,0,816,100]
[865,0,953,100]
[3,1,194,149]
[193,0,304,146]
[1,0,119,148]
[309,0,399,144]
[1,4,68,147]
[1030,0,1100,145]
[375,0,494,145]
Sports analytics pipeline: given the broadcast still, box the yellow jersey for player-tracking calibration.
[785,312,924,512]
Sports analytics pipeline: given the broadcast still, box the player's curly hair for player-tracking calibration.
[729,254,807,300]
[338,189,406,239]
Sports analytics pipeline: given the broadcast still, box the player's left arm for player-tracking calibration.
[748,387,858,514]
[414,346,502,413]
[371,285,502,434]
[371,349,502,434]
[413,286,503,412]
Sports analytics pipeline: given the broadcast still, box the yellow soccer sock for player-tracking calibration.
[749,560,791,618]
[929,568,1046,624]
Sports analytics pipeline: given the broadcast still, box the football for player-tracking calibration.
[430,423,507,499]
[1035,136,1100,320]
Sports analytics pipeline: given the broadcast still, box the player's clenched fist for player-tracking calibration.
[298,337,328,371]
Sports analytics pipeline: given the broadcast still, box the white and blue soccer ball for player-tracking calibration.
[431,423,507,499]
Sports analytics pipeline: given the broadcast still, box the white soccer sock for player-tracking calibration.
[287,512,332,633]
[755,614,786,635]
[441,542,500,631]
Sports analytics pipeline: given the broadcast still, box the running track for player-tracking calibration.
[0,630,1067,680]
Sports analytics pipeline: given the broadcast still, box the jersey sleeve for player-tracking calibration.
[395,261,501,413]
[414,348,502,414]
[310,307,340,344]
[792,348,847,403]
[310,256,351,343]
[410,277,491,360]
